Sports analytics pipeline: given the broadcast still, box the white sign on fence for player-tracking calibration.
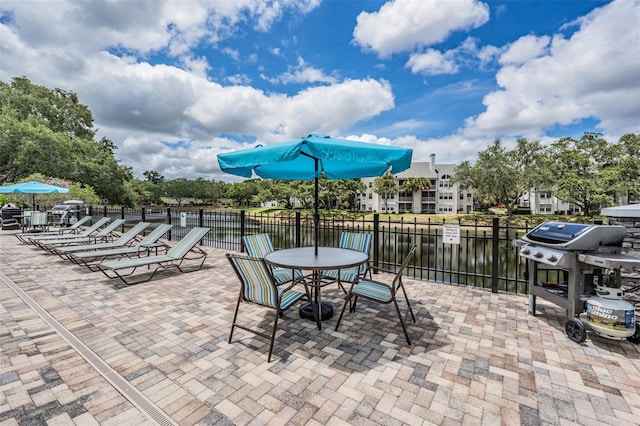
[180,212,187,227]
[443,224,460,245]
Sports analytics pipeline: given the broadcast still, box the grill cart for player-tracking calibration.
[517,221,640,344]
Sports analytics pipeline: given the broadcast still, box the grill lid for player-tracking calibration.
[522,221,628,250]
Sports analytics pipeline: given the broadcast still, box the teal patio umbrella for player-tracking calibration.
[0,180,69,211]
[217,134,413,254]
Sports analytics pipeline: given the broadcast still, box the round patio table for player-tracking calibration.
[264,247,369,330]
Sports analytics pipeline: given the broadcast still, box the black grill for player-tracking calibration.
[517,221,639,319]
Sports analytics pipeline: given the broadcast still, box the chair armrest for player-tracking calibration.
[368,264,396,275]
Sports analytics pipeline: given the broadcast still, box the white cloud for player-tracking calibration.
[499,34,550,65]
[187,78,394,142]
[464,0,640,138]
[353,0,489,58]
[406,49,459,75]
[265,57,340,85]
[226,74,252,85]
[477,44,501,68]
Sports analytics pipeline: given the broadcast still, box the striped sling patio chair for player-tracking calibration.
[227,253,310,362]
[321,231,372,294]
[335,244,417,345]
[243,233,304,286]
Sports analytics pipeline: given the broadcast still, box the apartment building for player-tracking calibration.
[519,190,583,215]
[358,154,477,214]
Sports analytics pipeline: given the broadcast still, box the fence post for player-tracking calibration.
[120,206,125,232]
[491,216,499,293]
[199,209,204,227]
[295,211,301,247]
[240,210,246,252]
[167,207,172,241]
[141,207,146,222]
[103,206,107,217]
[373,213,380,271]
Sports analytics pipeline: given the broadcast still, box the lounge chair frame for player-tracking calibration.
[97,227,210,285]
[69,224,173,271]
[26,217,111,246]
[54,221,151,259]
[16,216,94,243]
[36,219,125,252]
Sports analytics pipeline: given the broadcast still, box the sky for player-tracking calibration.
[1,0,639,182]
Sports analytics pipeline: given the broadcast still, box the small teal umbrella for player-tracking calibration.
[0,180,69,211]
[217,134,413,254]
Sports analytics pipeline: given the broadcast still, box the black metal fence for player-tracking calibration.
[86,206,532,294]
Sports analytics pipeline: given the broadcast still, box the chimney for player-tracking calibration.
[430,153,436,173]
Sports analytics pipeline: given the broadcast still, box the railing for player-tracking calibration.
[84,206,532,294]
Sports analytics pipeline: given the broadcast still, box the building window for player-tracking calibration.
[439,174,452,188]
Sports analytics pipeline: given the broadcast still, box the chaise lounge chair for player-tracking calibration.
[26,217,111,246]
[68,224,173,270]
[16,216,93,243]
[53,221,151,259]
[96,227,210,285]
[35,218,125,252]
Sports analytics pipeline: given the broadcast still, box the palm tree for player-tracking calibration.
[403,177,431,193]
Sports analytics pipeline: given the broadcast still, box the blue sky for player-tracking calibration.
[1,0,638,181]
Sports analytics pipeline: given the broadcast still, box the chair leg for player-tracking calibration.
[334,294,352,332]
[228,295,242,344]
[393,299,411,345]
[268,309,281,362]
[350,295,359,313]
[399,285,416,323]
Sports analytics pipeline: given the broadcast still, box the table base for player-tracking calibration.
[299,302,333,321]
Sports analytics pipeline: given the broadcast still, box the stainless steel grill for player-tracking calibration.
[517,221,640,320]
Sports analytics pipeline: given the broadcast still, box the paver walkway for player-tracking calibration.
[1,229,639,425]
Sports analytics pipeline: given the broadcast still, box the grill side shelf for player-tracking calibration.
[578,253,640,269]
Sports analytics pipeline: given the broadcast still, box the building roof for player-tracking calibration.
[601,203,640,218]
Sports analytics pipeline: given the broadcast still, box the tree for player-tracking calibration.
[335,179,366,210]
[547,132,617,215]
[226,179,260,206]
[3,173,100,208]
[452,138,546,216]
[402,177,431,193]
[372,171,398,212]
[164,178,194,206]
[610,133,640,204]
[143,170,165,185]
[0,77,133,205]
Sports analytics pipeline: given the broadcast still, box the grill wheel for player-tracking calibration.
[628,322,640,344]
[565,318,587,343]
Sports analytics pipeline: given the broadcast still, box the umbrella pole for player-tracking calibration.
[314,159,319,256]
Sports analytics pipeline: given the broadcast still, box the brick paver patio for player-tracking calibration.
[1,229,639,425]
